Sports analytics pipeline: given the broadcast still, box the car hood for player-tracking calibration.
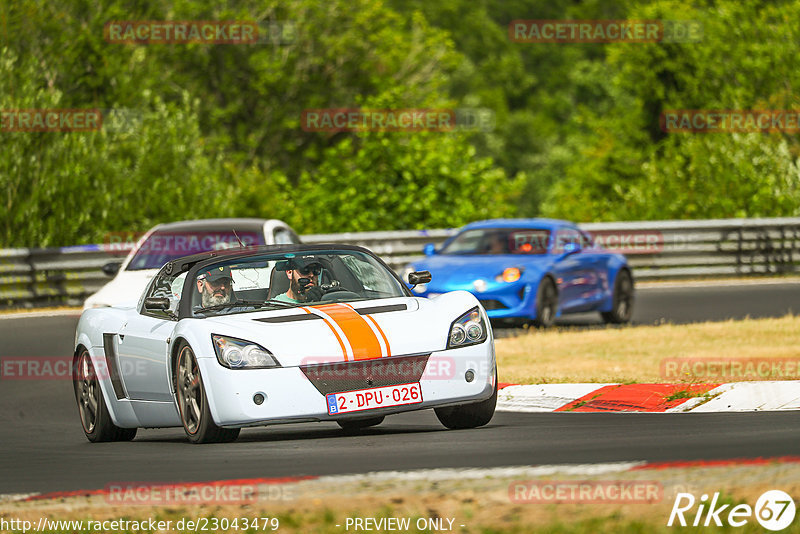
[177,293,481,368]
[413,254,553,285]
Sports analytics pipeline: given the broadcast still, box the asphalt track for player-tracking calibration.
[1,282,799,495]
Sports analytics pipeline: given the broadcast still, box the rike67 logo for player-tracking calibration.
[668,490,796,531]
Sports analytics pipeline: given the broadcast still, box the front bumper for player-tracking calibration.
[197,342,496,428]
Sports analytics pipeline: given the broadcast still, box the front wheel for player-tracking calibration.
[176,344,240,444]
[531,277,558,328]
[601,269,634,324]
[435,369,497,430]
[73,348,137,442]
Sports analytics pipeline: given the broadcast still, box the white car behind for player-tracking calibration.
[83,218,300,310]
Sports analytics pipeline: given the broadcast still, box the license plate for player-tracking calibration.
[326,382,422,415]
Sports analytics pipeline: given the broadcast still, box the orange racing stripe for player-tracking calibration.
[312,303,383,360]
[301,306,349,361]
[342,302,392,357]
[363,314,391,357]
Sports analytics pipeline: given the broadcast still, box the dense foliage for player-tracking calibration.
[1,0,799,246]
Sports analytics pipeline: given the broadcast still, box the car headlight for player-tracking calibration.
[447,307,488,349]
[496,267,523,283]
[212,335,281,369]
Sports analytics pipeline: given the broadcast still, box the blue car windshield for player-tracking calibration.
[440,228,552,255]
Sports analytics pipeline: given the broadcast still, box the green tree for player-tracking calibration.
[0,48,224,246]
[543,0,800,221]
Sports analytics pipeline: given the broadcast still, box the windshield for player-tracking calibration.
[127,229,265,270]
[190,250,407,316]
[440,228,552,255]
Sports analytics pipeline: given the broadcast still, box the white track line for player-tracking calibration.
[689,381,800,412]
[0,493,39,502]
[499,382,800,413]
[637,278,800,289]
[497,384,617,412]
[314,462,646,484]
[0,309,81,320]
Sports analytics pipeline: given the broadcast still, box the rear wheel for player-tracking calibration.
[73,348,137,442]
[435,368,497,430]
[176,344,240,444]
[531,277,558,328]
[337,416,384,431]
[601,269,634,324]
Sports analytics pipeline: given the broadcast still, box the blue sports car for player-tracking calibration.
[404,219,634,327]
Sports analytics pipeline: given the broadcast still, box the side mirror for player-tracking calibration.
[102,261,122,277]
[144,297,170,311]
[562,242,582,255]
[407,271,432,287]
[423,243,436,256]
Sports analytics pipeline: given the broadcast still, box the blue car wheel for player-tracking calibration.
[532,277,558,328]
[601,269,634,324]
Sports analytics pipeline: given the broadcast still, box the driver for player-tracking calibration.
[196,265,235,307]
[485,232,508,254]
[273,257,325,303]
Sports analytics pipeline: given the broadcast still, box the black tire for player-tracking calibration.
[336,416,385,431]
[176,344,240,444]
[531,277,558,328]
[72,348,137,443]
[435,368,497,430]
[601,269,634,324]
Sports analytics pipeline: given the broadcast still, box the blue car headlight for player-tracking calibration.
[447,307,488,349]
[212,335,281,369]
[496,267,524,283]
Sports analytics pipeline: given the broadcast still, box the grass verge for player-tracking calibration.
[495,314,800,384]
[4,463,800,533]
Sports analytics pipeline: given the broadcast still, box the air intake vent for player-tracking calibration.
[479,299,508,310]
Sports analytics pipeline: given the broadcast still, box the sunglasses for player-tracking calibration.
[297,264,322,276]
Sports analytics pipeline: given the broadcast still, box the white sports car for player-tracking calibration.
[73,245,497,443]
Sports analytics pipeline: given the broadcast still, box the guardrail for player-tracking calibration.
[3,218,800,308]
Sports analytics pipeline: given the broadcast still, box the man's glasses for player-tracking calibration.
[297,264,322,276]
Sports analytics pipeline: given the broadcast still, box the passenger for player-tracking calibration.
[196,265,235,307]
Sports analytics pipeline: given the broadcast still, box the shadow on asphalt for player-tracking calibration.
[129,420,469,445]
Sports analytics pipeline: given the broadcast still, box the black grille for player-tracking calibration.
[254,303,407,324]
[300,353,430,395]
[479,299,507,310]
[255,314,320,324]
[354,303,407,315]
